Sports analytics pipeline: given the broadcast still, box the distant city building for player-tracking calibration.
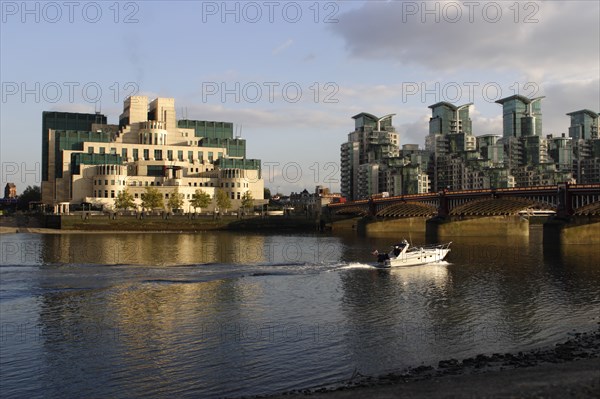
[493,95,572,187]
[340,113,430,200]
[340,96,598,198]
[548,134,573,173]
[41,95,264,212]
[568,110,600,183]
[496,95,544,139]
[567,109,599,141]
[341,113,398,200]
[4,183,17,199]
[426,103,479,190]
[428,101,473,136]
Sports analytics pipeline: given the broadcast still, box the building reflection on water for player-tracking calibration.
[40,232,268,265]
[35,251,267,396]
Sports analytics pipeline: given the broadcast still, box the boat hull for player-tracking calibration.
[380,248,450,268]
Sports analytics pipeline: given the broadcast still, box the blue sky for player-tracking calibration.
[1,1,599,195]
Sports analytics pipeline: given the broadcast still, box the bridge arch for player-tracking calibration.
[331,205,369,216]
[376,202,437,218]
[574,202,600,216]
[450,197,556,216]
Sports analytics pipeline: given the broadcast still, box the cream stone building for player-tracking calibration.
[41,96,264,212]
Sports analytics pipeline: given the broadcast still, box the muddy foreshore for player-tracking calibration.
[260,327,600,398]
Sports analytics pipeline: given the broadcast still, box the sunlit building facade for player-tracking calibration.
[41,96,264,211]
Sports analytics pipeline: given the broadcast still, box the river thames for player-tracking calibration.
[1,228,599,398]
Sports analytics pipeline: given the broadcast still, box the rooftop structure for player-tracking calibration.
[496,95,545,139]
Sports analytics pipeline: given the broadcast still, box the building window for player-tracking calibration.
[104,190,108,198]
[143,149,150,160]
[237,192,240,199]
[178,151,183,161]
[88,147,94,154]
[165,193,169,198]
[134,193,138,198]
[188,151,193,161]
[105,180,108,185]
[111,190,115,198]
[231,192,235,199]
[122,148,128,159]
[110,148,117,155]
[133,149,139,161]
[99,147,105,154]
[167,150,173,161]
[198,151,203,161]
[154,149,162,160]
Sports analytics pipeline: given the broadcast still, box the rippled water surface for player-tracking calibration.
[1,229,599,398]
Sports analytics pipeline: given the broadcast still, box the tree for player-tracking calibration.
[190,189,211,213]
[215,189,231,213]
[167,186,184,212]
[140,186,163,211]
[17,185,41,211]
[114,189,135,211]
[241,191,254,213]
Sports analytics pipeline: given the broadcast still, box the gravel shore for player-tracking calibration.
[266,328,600,398]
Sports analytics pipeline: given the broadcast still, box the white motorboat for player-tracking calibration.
[372,239,451,268]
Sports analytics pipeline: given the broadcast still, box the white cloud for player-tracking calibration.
[331,1,599,77]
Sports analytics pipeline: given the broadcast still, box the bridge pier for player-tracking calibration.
[328,217,362,232]
[426,215,529,240]
[359,217,428,234]
[543,216,600,245]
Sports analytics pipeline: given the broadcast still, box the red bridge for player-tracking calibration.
[327,184,600,218]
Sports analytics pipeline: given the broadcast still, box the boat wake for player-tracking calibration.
[335,262,378,270]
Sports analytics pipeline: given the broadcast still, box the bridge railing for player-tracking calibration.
[328,183,600,217]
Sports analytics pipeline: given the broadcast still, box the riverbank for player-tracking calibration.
[267,328,600,398]
[0,214,322,233]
